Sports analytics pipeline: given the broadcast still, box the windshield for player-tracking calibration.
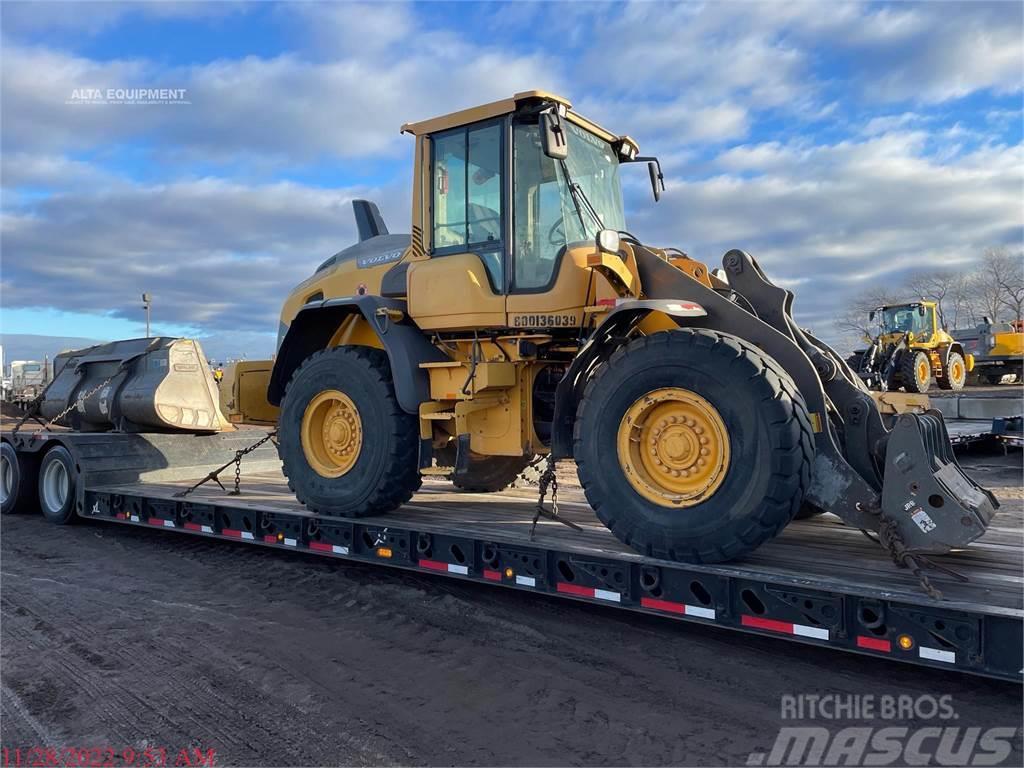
[879,305,931,335]
[513,119,626,290]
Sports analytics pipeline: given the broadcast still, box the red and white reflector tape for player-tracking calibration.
[856,636,892,653]
[309,541,349,555]
[222,528,255,541]
[557,582,621,603]
[641,596,716,620]
[741,614,829,640]
[419,559,469,575]
[263,535,299,547]
[148,517,175,528]
[184,522,214,534]
[919,646,955,664]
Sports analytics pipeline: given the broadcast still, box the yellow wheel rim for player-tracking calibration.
[616,388,730,507]
[301,390,362,478]
[917,358,930,385]
[951,360,964,384]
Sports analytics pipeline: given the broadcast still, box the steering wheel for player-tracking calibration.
[547,217,565,246]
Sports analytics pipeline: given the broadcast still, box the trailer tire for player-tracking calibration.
[574,329,814,563]
[900,350,931,393]
[2,442,37,515]
[278,346,421,516]
[37,446,78,525]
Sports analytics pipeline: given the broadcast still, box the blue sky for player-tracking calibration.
[2,1,1021,356]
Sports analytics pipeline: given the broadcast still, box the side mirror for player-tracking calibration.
[648,160,664,202]
[869,311,875,321]
[540,112,568,160]
[918,306,926,317]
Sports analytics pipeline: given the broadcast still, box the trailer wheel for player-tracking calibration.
[278,346,420,516]
[37,446,78,525]
[1,442,37,515]
[937,352,966,391]
[574,329,814,563]
[900,350,931,393]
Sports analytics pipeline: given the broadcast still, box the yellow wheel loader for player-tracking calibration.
[848,301,971,393]
[255,91,995,566]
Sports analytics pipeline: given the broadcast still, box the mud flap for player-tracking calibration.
[881,411,998,553]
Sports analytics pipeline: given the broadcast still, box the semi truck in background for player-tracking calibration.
[953,319,1024,385]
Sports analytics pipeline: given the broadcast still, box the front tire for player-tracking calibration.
[278,347,421,516]
[37,446,77,525]
[900,350,932,393]
[574,329,814,563]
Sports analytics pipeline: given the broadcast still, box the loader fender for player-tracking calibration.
[550,299,707,458]
[268,296,448,413]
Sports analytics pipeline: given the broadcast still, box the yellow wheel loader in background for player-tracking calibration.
[243,91,995,566]
[848,301,971,393]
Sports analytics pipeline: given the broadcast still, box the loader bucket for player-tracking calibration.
[39,337,233,433]
[881,411,998,553]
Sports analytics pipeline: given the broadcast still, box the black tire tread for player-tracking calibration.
[452,455,538,493]
[937,351,965,391]
[900,349,930,393]
[574,329,815,563]
[279,346,420,516]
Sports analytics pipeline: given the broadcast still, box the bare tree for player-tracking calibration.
[906,269,960,327]
[987,247,1024,321]
[970,247,1023,323]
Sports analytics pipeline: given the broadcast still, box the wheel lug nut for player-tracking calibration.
[700,436,709,445]
[700,447,710,456]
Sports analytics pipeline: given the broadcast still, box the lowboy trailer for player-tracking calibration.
[2,427,1022,683]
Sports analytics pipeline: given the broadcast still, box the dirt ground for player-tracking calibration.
[2,450,1022,767]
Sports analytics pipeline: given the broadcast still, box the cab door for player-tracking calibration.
[407,120,508,331]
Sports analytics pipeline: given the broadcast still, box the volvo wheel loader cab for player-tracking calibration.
[849,301,971,393]
[267,91,996,568]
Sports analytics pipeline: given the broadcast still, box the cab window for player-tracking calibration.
[431,122,504,289]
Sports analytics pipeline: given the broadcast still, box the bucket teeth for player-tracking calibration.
[881,410,998,555]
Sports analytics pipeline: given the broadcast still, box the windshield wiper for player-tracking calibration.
[557,159,603,236]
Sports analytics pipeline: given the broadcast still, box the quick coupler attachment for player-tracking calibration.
[880,410,998,554]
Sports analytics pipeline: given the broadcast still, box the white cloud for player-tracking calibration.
[2,173,409,333]
[630,131,1023,342]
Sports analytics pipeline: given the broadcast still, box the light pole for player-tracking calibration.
[142,292,152,338]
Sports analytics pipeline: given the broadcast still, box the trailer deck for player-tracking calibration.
[7,428,1024,682]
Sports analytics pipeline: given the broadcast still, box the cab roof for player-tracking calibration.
[400,90,636,153]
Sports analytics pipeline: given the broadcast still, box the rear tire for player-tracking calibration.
[278,346,421,516]
[574,329,814,563]
[938,351,967,391]
[37,446,77,525]
[900,350,931,393]
[1,442,37,515]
